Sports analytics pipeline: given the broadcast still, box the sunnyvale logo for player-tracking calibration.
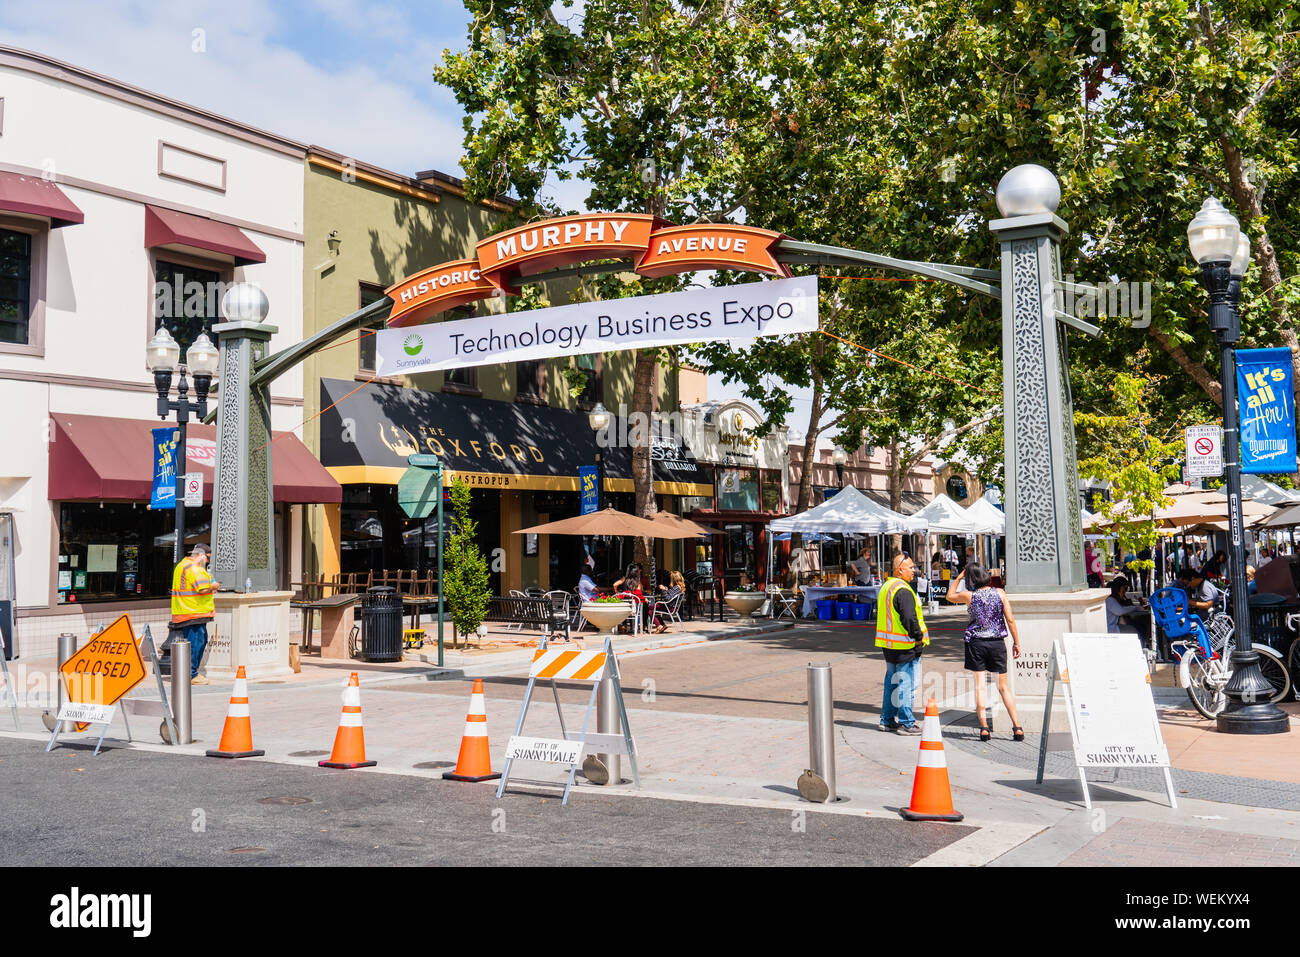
[50,887,151,937]
[403,334,423,356]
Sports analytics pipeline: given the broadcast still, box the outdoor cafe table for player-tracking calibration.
[800,584,880,617]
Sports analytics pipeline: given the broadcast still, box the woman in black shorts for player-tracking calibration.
[947,563,1023,742]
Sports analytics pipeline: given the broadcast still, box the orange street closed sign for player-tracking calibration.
[59,614,147,708]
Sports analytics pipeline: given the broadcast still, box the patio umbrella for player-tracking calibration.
[648,511,725,538]
[514,506,674,539]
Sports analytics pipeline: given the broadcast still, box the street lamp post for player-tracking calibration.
[832,447,847,489]
[1187,197,1289,734]
[587,402,611,512]
[147,328,219,564]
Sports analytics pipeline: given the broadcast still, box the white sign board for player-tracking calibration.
[56,702,115,725]
[1037,633,1175,809]
[183,472,203,507]
[376,276,818,376]
[505,736,583,765]
[1185,424,1224,478]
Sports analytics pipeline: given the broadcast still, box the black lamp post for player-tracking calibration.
[832,446,847,489]
[147,327,219,564]
[1187,197,1288,734]
[587,401,611,511]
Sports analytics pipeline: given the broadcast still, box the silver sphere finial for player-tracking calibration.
[996,164,1061,217]
[220,282,270,323]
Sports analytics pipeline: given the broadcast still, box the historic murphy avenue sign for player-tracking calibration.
[374,275,817,376]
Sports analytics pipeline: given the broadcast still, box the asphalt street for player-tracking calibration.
[0,738,970,866]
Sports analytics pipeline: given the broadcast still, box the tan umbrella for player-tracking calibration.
[1099,494,1274,529]
[515,507,679,539]
[649,511,723,538]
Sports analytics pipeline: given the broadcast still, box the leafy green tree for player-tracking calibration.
[443,478,491,646]
[436,0,788,566]
[1075,355,1188,570]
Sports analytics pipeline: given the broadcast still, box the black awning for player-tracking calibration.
[319,379,712,494]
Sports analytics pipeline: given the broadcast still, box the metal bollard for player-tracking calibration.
[594,672,621,785]
[799,662,836,802]
[170,639,192,745]
[55,632,77,731]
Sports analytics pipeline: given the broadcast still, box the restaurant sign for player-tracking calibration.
[385,214,791,327]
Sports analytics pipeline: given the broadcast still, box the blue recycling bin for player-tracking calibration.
[816,599,836,620]
[835,601,853,621]
[851,602,870,621]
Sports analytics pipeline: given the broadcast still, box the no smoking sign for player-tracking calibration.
[1185,425,1223,478]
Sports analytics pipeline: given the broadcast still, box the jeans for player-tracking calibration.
[181,622,209,678]
[881,658,919,728]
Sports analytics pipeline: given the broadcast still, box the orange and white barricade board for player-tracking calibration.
[1035,635,1176,810]
[496,635,639,805]
[45,616,178,756]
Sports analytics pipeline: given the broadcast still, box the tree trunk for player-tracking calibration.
[1220,136,1300,384]
[631,347,657,572]
[1147,325,1222,404]
[888,441,903,556]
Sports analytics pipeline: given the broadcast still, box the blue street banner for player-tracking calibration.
[579,465,599,515]
[1237,347,1297,474]
[149,427,179,510]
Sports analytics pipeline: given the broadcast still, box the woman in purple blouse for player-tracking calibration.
[947,563,1023,742]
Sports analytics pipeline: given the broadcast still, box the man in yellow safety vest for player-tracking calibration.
[170,543,219,685]
[876,553,929,734]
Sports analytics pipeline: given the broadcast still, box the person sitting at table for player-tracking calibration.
[1105,576,1151,646]
[578,566,600,602]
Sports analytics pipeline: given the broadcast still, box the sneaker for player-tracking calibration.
[190,675,209,686]
[878,722,899,732]
[895,723,922,735]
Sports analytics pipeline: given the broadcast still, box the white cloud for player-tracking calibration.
[0,0,469,177]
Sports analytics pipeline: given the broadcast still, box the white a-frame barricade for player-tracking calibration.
[496,636,639,805]
[1035,632,1176,809]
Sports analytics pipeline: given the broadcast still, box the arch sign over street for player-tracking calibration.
[373,214,815,376]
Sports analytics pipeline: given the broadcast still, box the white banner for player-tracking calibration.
[375,275,818,376]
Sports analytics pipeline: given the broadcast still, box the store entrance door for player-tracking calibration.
[722,523,759,591]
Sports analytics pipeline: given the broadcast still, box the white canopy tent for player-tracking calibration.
[915,494,982,535]
[963,497,1005,535]
[767,486,924,586]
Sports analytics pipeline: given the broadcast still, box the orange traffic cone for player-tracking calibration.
[899,698,964,822]
[443,679,501,782]
[319,672,376,769]
[206,666,266,759]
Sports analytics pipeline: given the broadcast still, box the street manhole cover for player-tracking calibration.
[226,847,266,854]
[288,750,329,757]
[257,796,313,806]
[413,761,454,770]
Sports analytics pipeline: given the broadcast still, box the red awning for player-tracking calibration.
[48,414,340,504]
[144,205,265,266]
[0,171,84,227]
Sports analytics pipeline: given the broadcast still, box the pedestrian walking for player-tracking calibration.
[947,563,1023,741]
[875,554,929,735]
[170,543,219,685]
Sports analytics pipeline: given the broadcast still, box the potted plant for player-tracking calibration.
[724,583,766,618]
[580,595,635,634]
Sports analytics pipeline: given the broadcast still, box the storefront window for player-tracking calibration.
[0,228,32,345]
[153,259,222,354]
[761,469,783,512]
[357,283,387,373]
[576,353,601,406]
[58,502,212,602]
[717,467,759,511]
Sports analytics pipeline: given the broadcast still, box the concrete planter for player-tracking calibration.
[724,591,766,618]
[580,601,635,634]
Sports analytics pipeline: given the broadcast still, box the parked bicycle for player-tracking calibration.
[1150,586,1290,719]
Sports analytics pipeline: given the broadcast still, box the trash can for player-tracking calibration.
[835,601,853,621]
[851,602,870,621]
[816,599,836,620]
[360,586,403,662]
